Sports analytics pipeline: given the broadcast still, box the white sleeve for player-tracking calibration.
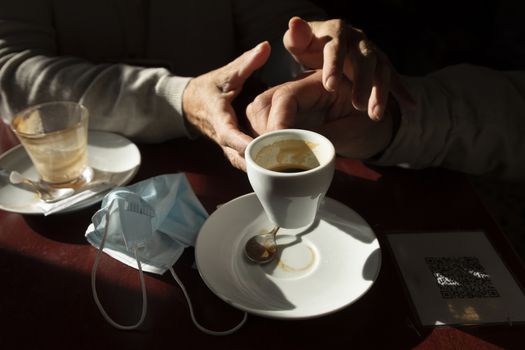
[0,3,191,142]
[375,64,525,181]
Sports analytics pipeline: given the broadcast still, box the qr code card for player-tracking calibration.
[387,231,525,326]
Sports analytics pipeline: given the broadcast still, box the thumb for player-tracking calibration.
[283,17,326,70]
[225,41,271,89]
[284,16,313,57]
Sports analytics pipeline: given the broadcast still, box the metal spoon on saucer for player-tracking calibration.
[1,169,75,203]
[244,226,280,264]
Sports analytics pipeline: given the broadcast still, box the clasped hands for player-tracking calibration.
[182,16,413,170]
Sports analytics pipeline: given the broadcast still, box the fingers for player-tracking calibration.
[317,19,347,92]
[266,85,300,131]
[213,101,252,153]
[221,41,271,93]
[284,17,314,58]
[367,50,415,119]
[283,17,328,70]
[368,51,391,120]
[236,41,271,80]
[246,83,297,135]
[211,42,270,170]
[285,18,377,115]
[345,37,377,115]
[247,71,341,135]
[322,36,346,91]
[223,147,247,172]
[285,17,347,92]
[283,18,403,121]
[216,113,253,172]
[219,123,253,155]
[245,85,277,136]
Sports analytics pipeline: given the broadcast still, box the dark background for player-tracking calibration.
[312,0,525,74]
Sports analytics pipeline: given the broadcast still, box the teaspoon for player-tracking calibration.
[6,170,75,202]
[244,226,280,264]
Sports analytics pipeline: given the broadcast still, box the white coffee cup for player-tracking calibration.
[245,129,335,229]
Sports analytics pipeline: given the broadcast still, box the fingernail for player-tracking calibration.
[256,41,269,51]
[253,43,262,53]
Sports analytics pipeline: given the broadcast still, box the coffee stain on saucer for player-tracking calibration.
[277,246,316,273]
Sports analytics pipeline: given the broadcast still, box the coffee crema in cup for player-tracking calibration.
[254,139,320,173]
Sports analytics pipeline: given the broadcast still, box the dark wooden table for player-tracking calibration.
[1,136,524,350]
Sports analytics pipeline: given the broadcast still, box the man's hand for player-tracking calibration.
[182,42,271,171]
[246,70,394,159]
[284,16,412,121]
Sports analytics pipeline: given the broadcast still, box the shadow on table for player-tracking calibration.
[22,203,99,244]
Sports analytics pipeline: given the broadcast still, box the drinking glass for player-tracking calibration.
[11,101,92,187]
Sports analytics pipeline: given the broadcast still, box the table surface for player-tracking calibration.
[1,136,524,350]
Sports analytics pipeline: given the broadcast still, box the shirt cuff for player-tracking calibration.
[156,75,193,139]
[370,76,452,169]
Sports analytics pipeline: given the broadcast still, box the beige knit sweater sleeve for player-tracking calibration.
[0,0,191,142]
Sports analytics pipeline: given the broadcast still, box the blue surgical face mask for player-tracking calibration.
[85,174,246,334]
[87,174,208,274]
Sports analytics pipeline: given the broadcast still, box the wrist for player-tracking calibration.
[181,78,202,138]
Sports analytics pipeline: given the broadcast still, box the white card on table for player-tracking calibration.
[386,231,525,326]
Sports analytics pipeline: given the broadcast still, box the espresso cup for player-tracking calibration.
[11,101,91,187]
[245,129,335,229]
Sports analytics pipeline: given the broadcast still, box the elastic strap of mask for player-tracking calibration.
[168,267,247,336]
[91,200,148,330]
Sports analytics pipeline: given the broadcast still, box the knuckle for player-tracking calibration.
[250,95,268,114]
[247,98,270,124]
[271,85,293,103]
[324,19,347,42]
[325,38,341,51]
[327,18,344,29]
[245,102,254,118]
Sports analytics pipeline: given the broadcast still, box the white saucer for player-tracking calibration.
[195,193,381,319]
[0,131,141,214]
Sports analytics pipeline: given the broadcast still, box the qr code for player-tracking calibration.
[425,257,500,299]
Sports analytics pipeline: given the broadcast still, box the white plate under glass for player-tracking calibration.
[0,131,140,214]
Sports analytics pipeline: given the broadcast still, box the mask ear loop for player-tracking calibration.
[168,267,247,336]
[91,200,148,330]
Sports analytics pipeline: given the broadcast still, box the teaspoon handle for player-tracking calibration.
[0,168,34,193]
